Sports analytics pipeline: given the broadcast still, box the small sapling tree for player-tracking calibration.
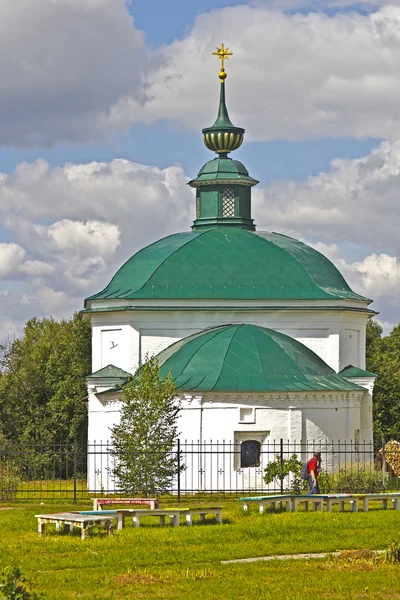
[263,454,303,493]
[110,355,183,496]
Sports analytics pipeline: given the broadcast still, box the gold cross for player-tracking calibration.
[212,43,233,77]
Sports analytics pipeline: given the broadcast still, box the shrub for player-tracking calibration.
[263,454,304,493]
[0,565,40,599]
[0,462,20,502]
[318,468,383,494]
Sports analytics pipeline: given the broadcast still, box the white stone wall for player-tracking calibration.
[88,305,369,375]
[87,388,371,492]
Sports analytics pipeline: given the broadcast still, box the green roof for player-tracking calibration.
[85,228,369,305]
[87,364,131,379]
[189,157,258,187]
[156,324,364,392]
[339,365,377,378]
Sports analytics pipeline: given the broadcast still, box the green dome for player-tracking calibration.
[189,157,258,187]
[157,324,363,392]
[85,228,368,305]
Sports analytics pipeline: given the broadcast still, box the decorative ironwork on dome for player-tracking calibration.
[202,44,245,157]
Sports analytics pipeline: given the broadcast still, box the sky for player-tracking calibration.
[2,0,400,337]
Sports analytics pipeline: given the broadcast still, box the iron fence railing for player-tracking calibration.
[0,438,398,502]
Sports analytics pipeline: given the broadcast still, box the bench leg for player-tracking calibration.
[81,525,88,540]
[243,503,248,511]
[38,520,45,536]
[216,511,222,524]
[286,501,291,512]
[132,516,140,528]
[186,514,192,526]
[172,514,180,527]
[350,500,359,513]
[159,515,165,527]
[339,501,344,512]
[259,504,265,514]
[393,499,400,510]
[149,500,155,510]
[117,514,124,530]
[291,500,297,512]
[363,498,368,512]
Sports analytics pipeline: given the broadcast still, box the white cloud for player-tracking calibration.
[253,140,400,253]
[0,158,194,334]
[110,5,400,142]
[0,243,26,277]
[0,0,146,146]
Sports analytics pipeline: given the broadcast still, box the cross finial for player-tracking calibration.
[212,43,233,81]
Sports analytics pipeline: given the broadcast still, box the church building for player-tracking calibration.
[82,46,376,491]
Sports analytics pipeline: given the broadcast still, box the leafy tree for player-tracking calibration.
[263,454,303,493]
[0,314,91,446]
[110,355,183,496]
[366,319,400,440]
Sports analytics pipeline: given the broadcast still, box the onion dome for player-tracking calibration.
[156,324,364,392]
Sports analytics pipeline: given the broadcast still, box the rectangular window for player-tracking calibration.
[239,407,255,423]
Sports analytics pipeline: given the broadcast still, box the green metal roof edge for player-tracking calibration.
[81,305,376,315]
[339,365,378,378]
[87,364,132,379]
[96,385,125,396]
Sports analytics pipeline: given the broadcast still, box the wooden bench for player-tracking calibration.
[92,497,158,510]
[35,512,115,540]
[360,493,400,512]
[80,507,222,530]
[290,495,325,512]
[239,495,293,513]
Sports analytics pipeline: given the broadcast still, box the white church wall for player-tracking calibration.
[86,388,371,493]
[89,307,369,376]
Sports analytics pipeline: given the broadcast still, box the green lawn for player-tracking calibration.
[2,500,400,599]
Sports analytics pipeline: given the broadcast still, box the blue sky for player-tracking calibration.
[1,0,400,334]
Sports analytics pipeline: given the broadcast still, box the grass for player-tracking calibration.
[2,499,400,599]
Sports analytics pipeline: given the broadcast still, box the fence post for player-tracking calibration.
[382,437,386,491]
[177,439,181,503]
[73,438,77,505]
[280,438,284,494]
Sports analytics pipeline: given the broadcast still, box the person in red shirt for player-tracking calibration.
[308,452,321,494]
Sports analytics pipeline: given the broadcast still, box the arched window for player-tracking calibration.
[240,440,261,468]
[222,187,235,217]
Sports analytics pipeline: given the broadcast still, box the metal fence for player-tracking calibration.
[0,438,398,502]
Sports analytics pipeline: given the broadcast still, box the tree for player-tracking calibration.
[110,355,183,496]
[0,314,91,446]
[366,319,400,440]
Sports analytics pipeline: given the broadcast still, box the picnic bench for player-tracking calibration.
[290,495,324,512]
[358,492,400,512]
[92,497,158,510]
[35,512,115,540]
[79,507,223,530]
[239,495,293,513]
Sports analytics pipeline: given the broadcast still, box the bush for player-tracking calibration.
[263,454,304,493]
[0,565,40,599]
[319,468,384,494]
[0,462,20,502]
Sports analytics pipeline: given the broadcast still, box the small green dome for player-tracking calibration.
[157,324,363,392]
[85,228,368,305]
[189,157,258,187]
